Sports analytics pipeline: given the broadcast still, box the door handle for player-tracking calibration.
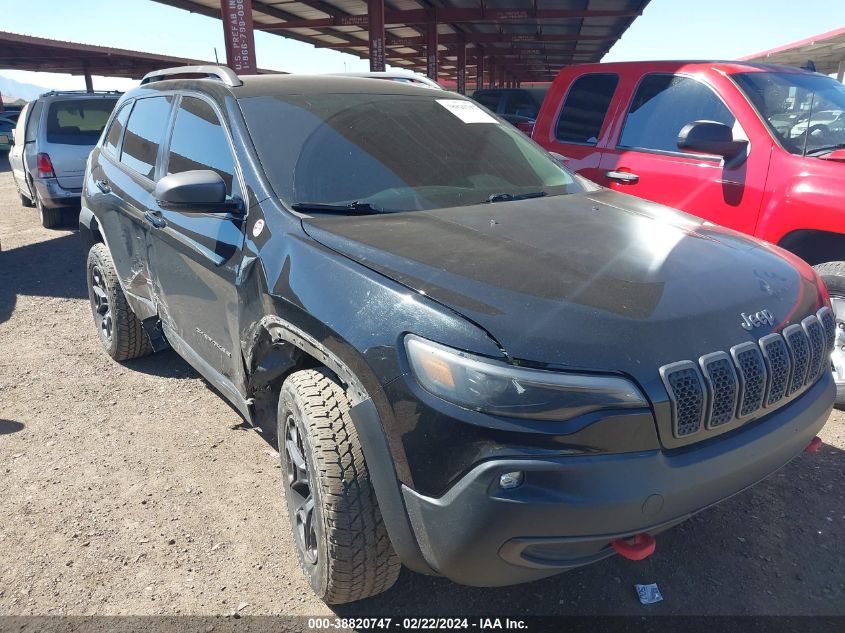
[605,170,639,184]
[144,209,166,229]
[95,179,111,194]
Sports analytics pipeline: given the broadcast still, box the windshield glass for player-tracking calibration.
[46,98,118,145]
[733,71,845,155]
[239,93,580,212]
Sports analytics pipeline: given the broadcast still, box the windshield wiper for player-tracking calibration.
[805,143,845,157]
[483,191,548,204]
[291,201,384,214]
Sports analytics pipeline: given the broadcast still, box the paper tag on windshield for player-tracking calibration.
[437,100,499,124]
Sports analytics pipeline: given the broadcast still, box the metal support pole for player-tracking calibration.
[456,39,467,95]
[838,59,845,83]
[84,63,93,92]
[426,12,438,81]
[220,0,258,74]
[476,54,485,91]
[368,0,385,72]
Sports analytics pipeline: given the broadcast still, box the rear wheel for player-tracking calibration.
[86,243,153,361]
[814,261,845,407]
[36,193,62,228]
[278,368,400,604]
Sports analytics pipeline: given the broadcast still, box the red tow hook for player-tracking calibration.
[804,436,823,453]
[611,533,656,561]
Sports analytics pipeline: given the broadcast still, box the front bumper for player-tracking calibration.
[401,374,833,587]
[33,177,81,208]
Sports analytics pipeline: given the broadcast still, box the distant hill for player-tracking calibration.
[0,75,53,103]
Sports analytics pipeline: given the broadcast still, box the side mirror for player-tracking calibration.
[677,120,748,163]
[154,170,241,212]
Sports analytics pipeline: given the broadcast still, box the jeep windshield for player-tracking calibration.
[733,71,845,156]
[239,92,581,213]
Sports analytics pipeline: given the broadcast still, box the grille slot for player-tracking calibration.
[802,315,825,382]
[783,324,810,396]
[818,306,835,355]
[699,352,738,428]
[759,334,791,407]
[660,361,705,438]
[731,342,767,418]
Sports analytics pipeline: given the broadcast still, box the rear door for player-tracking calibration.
[91,95,175,318]
[146,94,247,392]
[533,72,621,182]
[598,73,771,234]
[42,97,118,190]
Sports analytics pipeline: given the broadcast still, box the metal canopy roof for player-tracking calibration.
[154,0,651,83]
[742,26,845,79]
[0,30,280,80]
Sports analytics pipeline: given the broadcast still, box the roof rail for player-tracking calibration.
[39,90,123,97]
[141,65,243,88]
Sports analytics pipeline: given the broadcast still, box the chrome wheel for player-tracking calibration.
[90,265,113,342]
[830,296,845,394]
[284,414,318,565]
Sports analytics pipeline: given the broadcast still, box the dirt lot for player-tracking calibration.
[0,155,843,618]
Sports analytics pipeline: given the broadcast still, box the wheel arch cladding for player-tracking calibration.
[78,207,104,253]
[779,229,845,267]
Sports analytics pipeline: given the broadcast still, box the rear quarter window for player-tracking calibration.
[120,96,174,180]
[45,98,118,145]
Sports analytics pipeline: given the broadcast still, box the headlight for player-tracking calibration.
[404,335,647,421]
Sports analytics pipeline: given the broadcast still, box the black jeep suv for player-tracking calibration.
[80,65,835,604]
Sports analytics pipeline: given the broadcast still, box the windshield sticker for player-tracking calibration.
[437,100,499,124]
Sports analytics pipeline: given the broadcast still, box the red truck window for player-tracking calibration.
[555,73,619,145]
[619,74,736,153]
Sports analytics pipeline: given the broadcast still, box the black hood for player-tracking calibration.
[302,188,823,393]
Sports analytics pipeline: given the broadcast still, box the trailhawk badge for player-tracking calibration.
[740,309,775,330]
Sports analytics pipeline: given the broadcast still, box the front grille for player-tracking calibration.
[803,315,826,381]
[660,307,830,440]
[659,361,705,437]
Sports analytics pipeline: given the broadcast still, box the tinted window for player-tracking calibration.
[45,98,117,145]
[555,74,618,144]
[473,91,501,111]
[166,97,237,194]
[240,94,580,213]
[120,96,173,179]
[504,91,538,118]
[103,102,131,157]
[619,74,735,152]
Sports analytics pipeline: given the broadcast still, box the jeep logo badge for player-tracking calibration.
[740,309,775,331]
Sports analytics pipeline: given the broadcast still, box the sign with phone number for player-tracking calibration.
[221,0,257,74]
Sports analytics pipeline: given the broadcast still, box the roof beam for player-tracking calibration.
[313,32,615,49]
[261,7,642,30]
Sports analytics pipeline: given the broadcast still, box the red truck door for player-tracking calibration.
[598,72,772,235]
[532,71,622,182]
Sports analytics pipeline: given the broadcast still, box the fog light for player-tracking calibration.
[499,471,523,489]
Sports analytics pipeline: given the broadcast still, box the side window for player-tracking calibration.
[13,102,29,144]
[619,74,736,153]
[505,91,537,118]
[102,102,131,157]
[24,100,43,143]
[120,96,174,180]
[473,91,501,112]
[166,96,238,195]
[555,73,619,145]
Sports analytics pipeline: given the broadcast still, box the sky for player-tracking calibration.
[0,0,842,93]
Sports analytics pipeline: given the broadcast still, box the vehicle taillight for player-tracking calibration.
[516,120,535,136]
[36,153,55,178]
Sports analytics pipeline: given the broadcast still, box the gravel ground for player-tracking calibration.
[0,156,843,618]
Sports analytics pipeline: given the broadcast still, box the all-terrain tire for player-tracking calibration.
[278,368,400,604]
[814,261,845,408]
[86,243,153,361]
[36,193,62,228]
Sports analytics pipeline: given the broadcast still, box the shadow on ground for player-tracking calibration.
[0,419,25,435]
[332,441,845,617]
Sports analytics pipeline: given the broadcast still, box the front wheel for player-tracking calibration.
[814,261,845,407]
[278,368,400,604]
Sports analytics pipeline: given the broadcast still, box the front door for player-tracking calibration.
[145,95,247,394]
[598,73,772,235]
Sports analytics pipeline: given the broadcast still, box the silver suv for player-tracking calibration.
[10,90,119,227]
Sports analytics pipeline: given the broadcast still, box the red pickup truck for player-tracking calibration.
[533,60,845,405]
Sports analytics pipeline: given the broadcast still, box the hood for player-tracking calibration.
[302,188,823,393]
